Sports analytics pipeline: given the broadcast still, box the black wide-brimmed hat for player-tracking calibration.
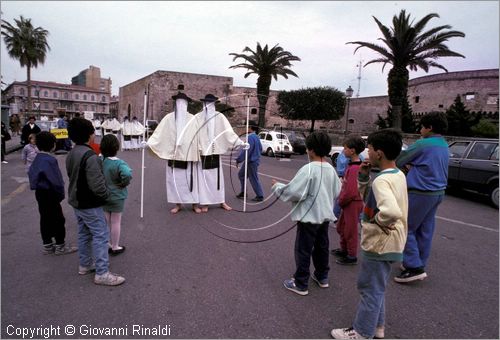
[200,94,219,103]
[172,92,193,102]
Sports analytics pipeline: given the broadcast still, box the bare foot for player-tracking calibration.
[220,202,232,211]
[192,204,202,214]
[170,205,182,214]
[201,206,209,213]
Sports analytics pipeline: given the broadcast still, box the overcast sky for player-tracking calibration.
[1,1,498,97]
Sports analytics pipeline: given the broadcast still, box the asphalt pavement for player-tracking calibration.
[1,146,498,339]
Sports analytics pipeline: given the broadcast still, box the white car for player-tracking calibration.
[258,130,294,158]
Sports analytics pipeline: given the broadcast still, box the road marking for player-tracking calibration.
[223,161,497,233]
[1,182,29,206]
[436,216,498,233]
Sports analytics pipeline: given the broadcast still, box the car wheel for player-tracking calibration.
[284,154,291,158]
[331,153,339,167]
[266,148,274,157]
[489,184,499,209]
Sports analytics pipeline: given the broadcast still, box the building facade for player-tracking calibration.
[118,68,499,133]
[72,65,112,93]
[1,80,111,121]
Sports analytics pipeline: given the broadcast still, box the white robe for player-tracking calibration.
[194,105,243,205]
[93,119,102,136]
[102,118,121,136]
[121,120,133,150]
[130,120,145,149]
[147,109,200,204]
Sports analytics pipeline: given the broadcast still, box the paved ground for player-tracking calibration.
[1,143,498,339]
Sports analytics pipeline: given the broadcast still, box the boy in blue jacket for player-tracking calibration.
[394,112,449,283]
[28,131,77,255]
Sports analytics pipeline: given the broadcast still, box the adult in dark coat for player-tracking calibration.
[21,116,41,145]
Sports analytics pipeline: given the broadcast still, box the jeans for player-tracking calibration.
[353,259,392,338]
[293,221,330,289]
[238,161,264,198]
[403,193,444,269]
[73,207,109,275]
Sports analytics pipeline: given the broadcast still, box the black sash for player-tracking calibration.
[123,135,131,141]
[168,160,188,169]
[200,155,221,190]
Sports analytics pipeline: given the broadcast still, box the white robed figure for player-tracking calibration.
[93,118,102,137]
[101,116,121,136]
[121,116,133,150]
[194,94,245,213]
[130,117,145,150]
[147,92,202,214]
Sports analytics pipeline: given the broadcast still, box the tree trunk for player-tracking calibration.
[256,75,271,128]
[26,63,32,120]
[387,66,409,131]
[310,119,315,133]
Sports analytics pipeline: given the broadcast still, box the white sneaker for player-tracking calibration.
[374,326,385,339]
[78,263,96,275]
[330,327,366,339]
[94,272,125,286]
[2,161,8,164]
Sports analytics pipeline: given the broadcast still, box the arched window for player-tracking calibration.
[75,93,79,100]
[91,95,95,101]
[19,88,25,96]
[64,92,69,99]
[101,96,106,102]
[83,94,87,101]
[53,92,58,98]
[91,105,96,111]
[44,91,48,97]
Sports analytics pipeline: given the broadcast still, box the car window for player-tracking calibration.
[265,134,273,141]
[467,142,498,160]
[276,133,286,140]
[259,133,266,140]
[491,145,499,160]
[449,142,471,158]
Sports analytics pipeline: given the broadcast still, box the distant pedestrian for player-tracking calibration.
[100,134,132,256]
[332,135,365,265]
[9,114,21,136]
[1,121,11,164]
[28,131,78,255]
[331,129,407,339]
[235,121,264,202]
[20,116,41,145]
[394,112,449,283]
[22,133,39,173]
[272,131,341,296]
[66,117,125,286]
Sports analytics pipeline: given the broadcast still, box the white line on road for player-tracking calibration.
[221,162,291,183]
[436,216,498,233]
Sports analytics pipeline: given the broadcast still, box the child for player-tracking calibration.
[28,131,78,255]
[331,129,408,339]
[22,133,40,173]
[332,135,365,265]
[100,134,132,256]
[394,112,449,283]
[272,131,341,296]
[66,117,125,286]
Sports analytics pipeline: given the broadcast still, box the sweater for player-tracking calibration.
[28,152,65,202]
[272,161,341,224]
[338,161,363,207]
[358,168,408,262]
[102,157,133,212]
[396,135,449,194]
[236,133,262,164]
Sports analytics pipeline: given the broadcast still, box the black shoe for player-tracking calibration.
[394,267,427,283]
[109,246,126,256]
[331,248,348,258]
[335,255,358,265]
[251,196,264,202]
[236,192,245,199]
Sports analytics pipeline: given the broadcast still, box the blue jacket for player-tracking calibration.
[396,135,449,194]
[236,133,262,164]
[28,152,65,202]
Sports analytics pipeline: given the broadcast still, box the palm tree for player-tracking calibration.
[229,43,300,128]
[2,16,50,118]
[347,9,465,130]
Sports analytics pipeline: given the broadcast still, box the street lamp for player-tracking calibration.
[344,85,354,135]
[35,85,41,120]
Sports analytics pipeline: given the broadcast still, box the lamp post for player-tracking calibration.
[344,85,354,135]
[35,85,41,120]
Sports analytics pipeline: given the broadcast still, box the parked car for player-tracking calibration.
[258,130,294,158]
[282,131,307,154]
[329,136,369,167]
[448,139,499,208]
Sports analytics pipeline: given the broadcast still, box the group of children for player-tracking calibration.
[272,112,449,339]
[27,117,132,286]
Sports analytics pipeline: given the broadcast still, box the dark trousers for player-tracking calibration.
[238,161,264,197]
[35,190,66,245]
[294,221,330,289]
[1,140,5,161]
